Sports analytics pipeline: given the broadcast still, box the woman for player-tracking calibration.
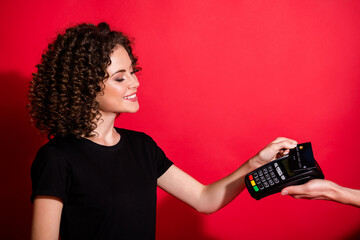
[28,22,297,239]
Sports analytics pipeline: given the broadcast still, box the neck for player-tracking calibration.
[86,112,120,146]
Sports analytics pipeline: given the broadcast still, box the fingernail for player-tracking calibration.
[282,190,288,195]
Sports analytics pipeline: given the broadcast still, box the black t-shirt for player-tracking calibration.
[31,128,173,240]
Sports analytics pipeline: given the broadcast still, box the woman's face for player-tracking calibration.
[96,46,140,116]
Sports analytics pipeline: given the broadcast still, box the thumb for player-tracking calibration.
[281,186,296,196]
[281,184,307,195]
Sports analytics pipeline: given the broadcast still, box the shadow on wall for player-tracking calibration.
[345,226,360,240]
[0,72,45,239]
[156,194,218,240]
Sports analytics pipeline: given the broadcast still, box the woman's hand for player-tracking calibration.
[251,137,298,168]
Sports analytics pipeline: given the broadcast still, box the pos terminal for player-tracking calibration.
[245,142,324,200]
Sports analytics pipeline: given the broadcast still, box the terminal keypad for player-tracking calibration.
[248,162,286,192]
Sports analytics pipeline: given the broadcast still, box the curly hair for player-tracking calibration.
[28,22,138,139]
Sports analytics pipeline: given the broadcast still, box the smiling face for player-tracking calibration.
[96,45,140,117]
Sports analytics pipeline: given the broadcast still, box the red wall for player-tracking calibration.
[1,0,359,239]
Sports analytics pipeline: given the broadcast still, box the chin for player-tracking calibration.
[116,103,140,114]
[127,106,140,113]
[128,109,139,113]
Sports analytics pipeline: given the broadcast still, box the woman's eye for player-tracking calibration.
[115,78,125,82]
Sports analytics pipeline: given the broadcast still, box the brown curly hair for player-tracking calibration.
[28,22,138,139]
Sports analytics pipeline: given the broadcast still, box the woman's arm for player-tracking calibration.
[157,137,297,214]
[281,179,360,208]
[31,196,63,240]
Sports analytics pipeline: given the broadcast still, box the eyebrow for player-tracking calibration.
[109,63,135,77]
[110,69,126,77]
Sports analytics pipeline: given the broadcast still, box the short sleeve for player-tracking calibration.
[137,131,173,178]
[154,143,173,178]
[30,145,69,203]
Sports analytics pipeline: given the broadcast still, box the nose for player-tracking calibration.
[127,73,140,89]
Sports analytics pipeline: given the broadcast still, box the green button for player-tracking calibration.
[253,186,259,192]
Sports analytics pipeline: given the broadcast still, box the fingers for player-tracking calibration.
[270,139,297,153]
[281,184,322,200]
[281,180,344,203]
[281,185,304,196]
[281,185,317,199]
[281,179,328,196]
[254,137,298,166]
[282,149,290,155]
[277,148,290,158]
[272,137,297,145]
[281,179,321,196]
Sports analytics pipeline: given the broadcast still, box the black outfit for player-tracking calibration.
[31,128,173,240]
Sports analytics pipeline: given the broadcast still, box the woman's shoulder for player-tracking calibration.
[35,134,78,159]
[32,137,72,172]
[115,127,156,145]
[115,127,151,139]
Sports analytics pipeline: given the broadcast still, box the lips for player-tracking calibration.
[123,93,138,102]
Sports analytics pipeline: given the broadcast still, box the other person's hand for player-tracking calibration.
[281,179,339,201]
[282,179,360,207]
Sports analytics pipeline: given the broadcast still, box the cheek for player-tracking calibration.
[113,86,127,99]
[106,84,127,99]
[97,85,126,106]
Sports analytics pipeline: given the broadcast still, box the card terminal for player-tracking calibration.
[245,142,324,200]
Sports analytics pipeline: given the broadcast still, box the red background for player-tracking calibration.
[1,0,359,239]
